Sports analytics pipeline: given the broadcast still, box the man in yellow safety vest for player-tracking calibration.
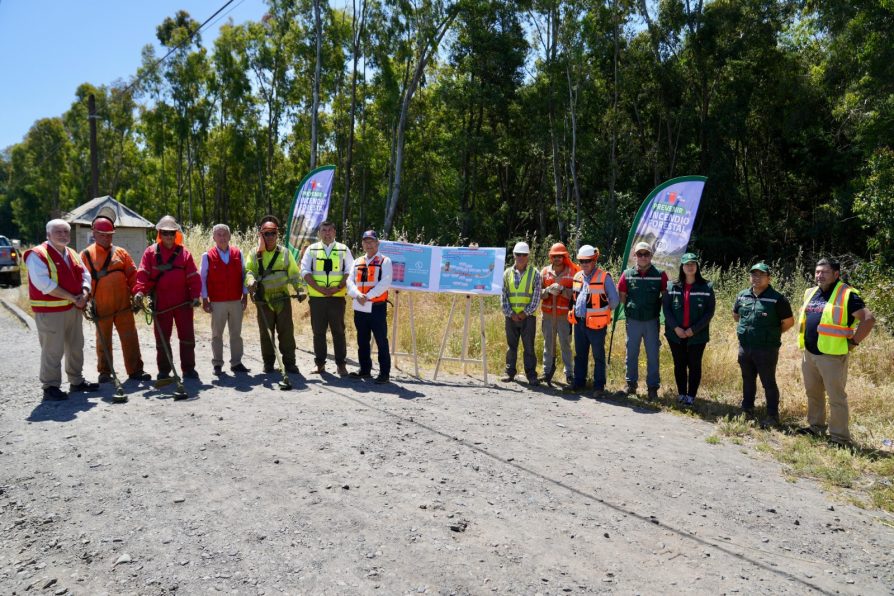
[500,241,542,385]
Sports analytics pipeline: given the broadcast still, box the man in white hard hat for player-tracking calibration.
[500,241,542,385]
[568,245,619,397]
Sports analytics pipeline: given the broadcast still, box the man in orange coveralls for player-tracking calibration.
[133,215,202,379]
[81,214,151,383]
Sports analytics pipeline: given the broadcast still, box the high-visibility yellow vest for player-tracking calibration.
[798,282,857,355]
[307,242,348,297]
[504,266,535,314]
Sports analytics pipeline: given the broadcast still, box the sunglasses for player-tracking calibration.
[160,230,176,237]
[579,258,594,264]
[262,231,278,237]
[635,252,651,257]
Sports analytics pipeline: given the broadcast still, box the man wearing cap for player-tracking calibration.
[568,245,620,397]
[500,241,542,385]
[24,219,99,401]
[539,242,579,386]
[301,220,354,376]
[797,258,875,444]
[245,216,302,374]
[346,230,392,384]
[201,224,250,376]
[81,215,150,384]
[733,262,794,426]
[134,215,202,379]
[617,241,668,400]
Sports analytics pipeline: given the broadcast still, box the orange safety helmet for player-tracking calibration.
[548,242,569,257]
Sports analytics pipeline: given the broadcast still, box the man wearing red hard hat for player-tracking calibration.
[81,215,150,390]
[539,242,579,386]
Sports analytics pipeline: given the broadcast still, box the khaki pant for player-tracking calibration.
[36,309,85,390]
[802,350,850,440]
[210,300,244,368]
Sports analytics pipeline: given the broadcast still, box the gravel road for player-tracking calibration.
[1,297,892,595]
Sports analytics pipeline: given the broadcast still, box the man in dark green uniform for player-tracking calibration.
[732,262,794,427]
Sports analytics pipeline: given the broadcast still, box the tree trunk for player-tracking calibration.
[342,0,366,232]
[310,0,323,170]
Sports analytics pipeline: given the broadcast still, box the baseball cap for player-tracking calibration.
[681,252,698,264]
[362,230,378,240]
[750,262,770,274]
[634,241,653,254]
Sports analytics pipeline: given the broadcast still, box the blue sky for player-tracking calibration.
[0,0,268,150]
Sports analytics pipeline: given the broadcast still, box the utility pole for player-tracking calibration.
[88,94,99,198]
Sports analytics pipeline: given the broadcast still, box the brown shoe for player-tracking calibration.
[337,364,349,377]
[313,364,326,374]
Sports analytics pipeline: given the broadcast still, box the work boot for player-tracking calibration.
[626,382,638,395]
[313,363,326,375]
[42,386,68,401]
[284,363,301,375]
[213,365,223,376]
[374,375,390,385]
[337,364,349,377]
[128,371,152,381]
[350,370,373,379]
[500,374,515,383]
[760,416,781,430]
[98,373,113,384]
[527,376,541,387]
[230,363,250,373]
[263,363,275,373]
[647,387,659,401]
[70,381,100,393]
[182,369,199,379]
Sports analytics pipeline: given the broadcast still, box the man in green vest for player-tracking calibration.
[733,262,794,427]
[300,220,354,376]
[500,241,542,385]
[618,241,668,400]
[245,216,303,375]
[797,258,874,445]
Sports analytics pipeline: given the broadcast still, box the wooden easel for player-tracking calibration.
[433,293,489,383]
[389,290,419,377]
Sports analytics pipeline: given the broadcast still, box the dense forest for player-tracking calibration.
[0,0,891,266]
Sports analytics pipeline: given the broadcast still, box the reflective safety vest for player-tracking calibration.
[798,282,857,355]
[540,265,574,316]
[251,247,295,306]
[353,255,388,303]
[504,266,535,314]
[568,269,611,330]
[24,242,85,313]
[307,242,348,297]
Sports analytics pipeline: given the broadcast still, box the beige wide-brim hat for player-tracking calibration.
[156,215,181,232]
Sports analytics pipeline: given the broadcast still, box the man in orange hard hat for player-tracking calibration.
[81,215,150,384]
[539,242,578,386]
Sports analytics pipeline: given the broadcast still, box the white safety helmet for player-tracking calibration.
[577,245,599,260]
[512,241,530,255]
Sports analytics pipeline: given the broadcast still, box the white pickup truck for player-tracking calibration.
[0,235,22,287]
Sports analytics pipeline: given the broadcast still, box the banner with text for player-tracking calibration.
[379,241,506,295]
[622,175,707,273]
[286,165,335,260]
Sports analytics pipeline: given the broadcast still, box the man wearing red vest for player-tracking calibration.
[201,224,250,376]
[81,215,150,384]
[346,230,393,384]
[133,216,202,379]
[24,219,99,401]
[540,242,578,386]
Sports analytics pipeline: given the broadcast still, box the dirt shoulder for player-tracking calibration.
[1,304,892,595]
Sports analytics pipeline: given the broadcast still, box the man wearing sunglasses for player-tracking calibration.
[617,242,668,400]
[134,215,202,379]
[245,216,303,374]
[500,241,542,385]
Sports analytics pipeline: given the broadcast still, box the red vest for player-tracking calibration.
[25,242,85,313]
[354,255,388,303]
[206,246,244,302]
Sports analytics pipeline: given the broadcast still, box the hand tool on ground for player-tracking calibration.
[252,284,292,390]
[84,302,130,403]
[138,297,191,399]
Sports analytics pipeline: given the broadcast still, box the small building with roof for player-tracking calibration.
[63,196,154,264]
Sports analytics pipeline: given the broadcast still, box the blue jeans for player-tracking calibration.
[573,324,607,390]
[625,318,661,388]
[355,302,391,377]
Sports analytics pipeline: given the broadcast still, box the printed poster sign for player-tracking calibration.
[377,241,505,295]
[286,165,335,260]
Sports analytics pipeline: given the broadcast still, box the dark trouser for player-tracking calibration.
[355,302,390,377]
[668,340,706,398]
[573,324,607,390]
[505,315,537,379]
[737,345,780,416]
[309,297,347,367]
[154,305,195,375]
[257,299,296,367]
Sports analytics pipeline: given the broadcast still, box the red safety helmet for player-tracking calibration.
[92,217,115,234]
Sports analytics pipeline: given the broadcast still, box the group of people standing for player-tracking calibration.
[26,215,394,404]
[501,241,875,445]
[22,215,876,445]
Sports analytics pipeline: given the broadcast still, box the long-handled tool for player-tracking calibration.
[252,286,291,390]
[85,302,129,403]
[139,298,192,400]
